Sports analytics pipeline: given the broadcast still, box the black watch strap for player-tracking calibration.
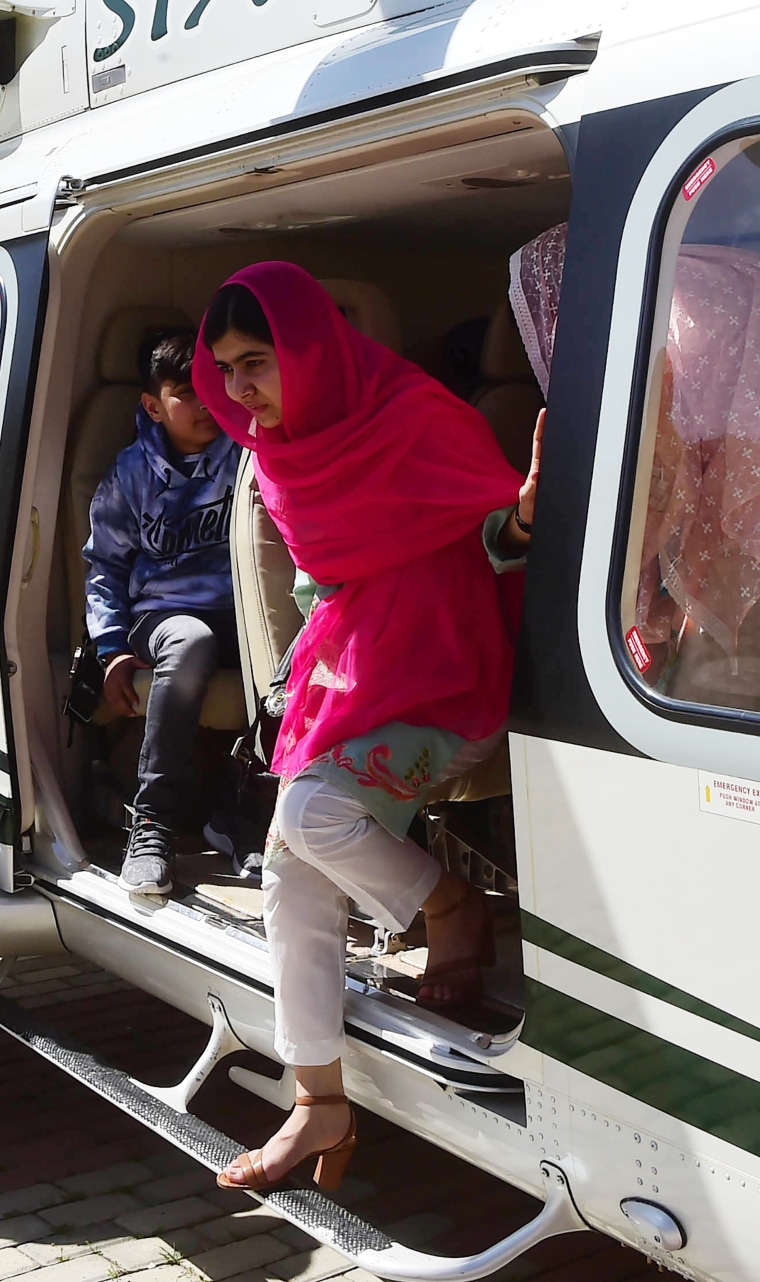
[514,505,533,535]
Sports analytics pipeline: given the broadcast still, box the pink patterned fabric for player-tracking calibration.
[193,262,524,777]
[508,223,568,397]
[509,226,760,659]
[635,245,760,657]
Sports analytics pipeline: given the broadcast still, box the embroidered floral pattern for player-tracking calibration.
[308,658,350,691]
[311,742,431,800]
[263,814,290,870]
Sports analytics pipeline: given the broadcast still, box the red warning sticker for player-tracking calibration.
[683,157,715,201]
[625,626,652,673]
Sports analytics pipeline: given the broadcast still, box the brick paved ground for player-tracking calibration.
[0,956,658,1282]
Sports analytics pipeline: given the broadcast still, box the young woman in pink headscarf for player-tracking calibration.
[193,261,541,1193]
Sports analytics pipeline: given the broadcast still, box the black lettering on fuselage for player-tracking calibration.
[94,0,270,60]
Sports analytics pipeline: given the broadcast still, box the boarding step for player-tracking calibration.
[0,992,588,1280]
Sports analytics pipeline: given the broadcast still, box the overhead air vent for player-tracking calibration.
[424,165,567,193]
[218,214,355,235]
[460,175,539,189]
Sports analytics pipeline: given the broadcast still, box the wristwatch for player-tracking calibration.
[514,505,532,535]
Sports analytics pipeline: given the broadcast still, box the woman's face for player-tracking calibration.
[212,328,283,429]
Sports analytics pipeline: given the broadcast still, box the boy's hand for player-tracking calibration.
[103,653,152,718]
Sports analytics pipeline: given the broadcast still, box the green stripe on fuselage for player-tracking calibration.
[522,978,760,1156]
[522,910,760,1043]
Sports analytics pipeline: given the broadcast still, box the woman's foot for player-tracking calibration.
[218,1098,354,1189]
[418,876,494,1011]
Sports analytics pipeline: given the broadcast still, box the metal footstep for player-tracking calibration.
[0,992,589,1281]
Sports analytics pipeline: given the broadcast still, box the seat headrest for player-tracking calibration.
[480,300,537,384]
[320,279,402,352]
[99,305,194,383]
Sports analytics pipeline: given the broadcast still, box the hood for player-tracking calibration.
[135,403,238,489]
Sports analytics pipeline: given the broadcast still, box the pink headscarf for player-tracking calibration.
[508,223,568,397]
[194,262,524,778]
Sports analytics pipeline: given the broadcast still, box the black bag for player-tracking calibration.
[62,633,104,740]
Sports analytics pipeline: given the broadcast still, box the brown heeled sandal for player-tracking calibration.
[216,1094,357,1194]
[417,882,495,1014]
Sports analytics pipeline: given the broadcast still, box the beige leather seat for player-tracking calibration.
[232,280,403,716]
[470,300,544,475]
[319,278,403,352]
[64,305,246,729]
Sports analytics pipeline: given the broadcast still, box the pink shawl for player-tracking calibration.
[194,262,524,777]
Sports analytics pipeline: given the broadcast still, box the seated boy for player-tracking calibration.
[83,329,242,895]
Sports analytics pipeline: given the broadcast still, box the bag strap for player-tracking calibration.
[269,622,306,690]
[232,622,306,767]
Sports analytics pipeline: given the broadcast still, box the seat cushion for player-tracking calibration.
[320,279,402,351]
[479,300,538,383]
[472,382,544,475]
[94,666,247,730]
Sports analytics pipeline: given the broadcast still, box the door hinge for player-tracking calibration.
[56,175,85,206]
[14,834,34,891]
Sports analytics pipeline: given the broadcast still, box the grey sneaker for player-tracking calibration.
[232,849,264,882]
[118,817,174,894]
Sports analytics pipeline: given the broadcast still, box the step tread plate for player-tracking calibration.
[0,992,392,1255]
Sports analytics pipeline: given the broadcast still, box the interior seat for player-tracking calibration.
[470,300,544,475]
[63,305,246,729]
[319,278,403,352]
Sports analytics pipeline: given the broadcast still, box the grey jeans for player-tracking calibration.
[128,609,239,828]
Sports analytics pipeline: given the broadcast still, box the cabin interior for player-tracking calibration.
[19,106,573,1035]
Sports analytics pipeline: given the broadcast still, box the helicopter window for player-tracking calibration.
[622,134,760,715]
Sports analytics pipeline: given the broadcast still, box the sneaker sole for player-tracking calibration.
[118,875,173,895]
[232,853,262,882]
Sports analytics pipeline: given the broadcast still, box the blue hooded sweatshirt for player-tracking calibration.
[84,406,242,659]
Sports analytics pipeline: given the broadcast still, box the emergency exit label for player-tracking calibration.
[699,771,760,824]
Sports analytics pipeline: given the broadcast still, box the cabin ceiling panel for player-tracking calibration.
[118,124,570,251]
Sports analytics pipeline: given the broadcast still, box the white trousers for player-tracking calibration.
[263,729,505,1066]
[264,776,440,1065]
